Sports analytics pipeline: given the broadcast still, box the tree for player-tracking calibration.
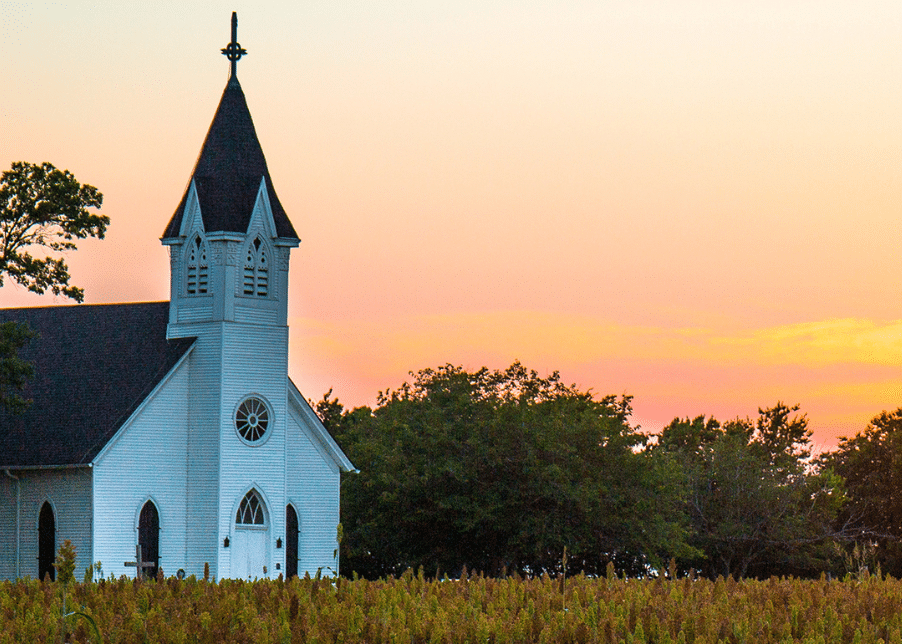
[321,362,691,579]
[0,321,36,413]
[1,161,107,301]
[0,161,107,410]
[824,409,902,576]
[656,403,844,579]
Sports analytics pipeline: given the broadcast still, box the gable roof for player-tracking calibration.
[162,77,298,241]
[0,302,195,468]
[287,379,356,473]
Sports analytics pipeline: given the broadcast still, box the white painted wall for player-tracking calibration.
[92,359,190,579]
[217,322,290,579]
[0,468,92,581]
[286,402,341,577]
[182,323,223,578]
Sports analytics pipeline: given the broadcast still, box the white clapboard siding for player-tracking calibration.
[234,297,279,326]
[93,358,190,579]
[0,468,93,581]
[0,476,17,579]
[177,297,214,324]
[286,402,341,577]
[177,322,225,578]
[217,322,290,579]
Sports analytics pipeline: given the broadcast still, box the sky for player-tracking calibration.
[3,1,902,449]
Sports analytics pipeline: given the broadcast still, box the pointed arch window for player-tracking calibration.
[285,504,299,578]
[236,489,267,526]
[243,236,269,297]
[138,501,160,580]
[186,235,209,295]
[38,502,55,581]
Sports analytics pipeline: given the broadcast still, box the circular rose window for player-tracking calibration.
[235,397,270,443]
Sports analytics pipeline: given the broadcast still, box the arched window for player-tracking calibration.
[242,237,269,297]
[38,502,55,581]
[138,501,160,579]
[285,504,299,578]
[186,235,209,295]
[236,489,267,525]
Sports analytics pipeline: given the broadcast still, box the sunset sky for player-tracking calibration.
[3,2,902,449]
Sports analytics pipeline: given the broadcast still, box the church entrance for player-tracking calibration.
[138,501,160,579]
[230,489,269,580]
[38,502,55,581]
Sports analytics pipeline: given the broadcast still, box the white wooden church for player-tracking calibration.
[0,15,354,582]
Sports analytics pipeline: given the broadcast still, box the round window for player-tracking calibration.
[235,396,270,443]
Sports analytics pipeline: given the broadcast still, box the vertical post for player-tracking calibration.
[221,12,247,78]
[230,12,238,78]
[135,544,143,580]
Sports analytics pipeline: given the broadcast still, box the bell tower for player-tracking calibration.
[158,13,301,578]
[161,12,299,332]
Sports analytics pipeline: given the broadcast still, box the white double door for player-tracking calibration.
[230,528,268,580]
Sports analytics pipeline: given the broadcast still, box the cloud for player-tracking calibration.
[291,311,902,371]
[287,312,902,447]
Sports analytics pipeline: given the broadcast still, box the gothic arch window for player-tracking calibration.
[285,504,299,578]
[186,235,209,295]
[236,489,267,526]
[138,500,160,579]
[243,236,269,297]
[38,502,55,581]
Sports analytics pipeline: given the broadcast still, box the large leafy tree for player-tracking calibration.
[1,161,107,300]
[656,403,844,579]
[0,161,107,410]
[323,362,691,579]
[823,409,902,576]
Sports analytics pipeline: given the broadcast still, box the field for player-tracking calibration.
[1,569,901,643]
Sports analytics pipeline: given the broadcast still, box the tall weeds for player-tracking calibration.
[0,572,901,643]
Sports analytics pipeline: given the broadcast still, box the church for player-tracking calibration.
[0,14,355,582]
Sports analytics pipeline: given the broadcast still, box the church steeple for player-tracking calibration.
[161,13,297,241]
[162,13,299,334]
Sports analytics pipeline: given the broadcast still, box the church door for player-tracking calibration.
[38,502,55,581]
[285,504,299,578]
[138,501,160,579]
[231,489,269,580]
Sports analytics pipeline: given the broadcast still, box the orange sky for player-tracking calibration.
[3,2,902,448]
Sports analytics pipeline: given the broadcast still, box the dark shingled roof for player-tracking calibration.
[0,302,195,468]
[162,77,298,240]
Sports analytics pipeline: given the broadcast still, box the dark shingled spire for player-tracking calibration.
[162,78,298,240]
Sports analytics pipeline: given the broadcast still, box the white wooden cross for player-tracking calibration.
[124,545,155,580]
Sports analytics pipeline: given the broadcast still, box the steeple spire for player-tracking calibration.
[220,12,247,79]
[162,11,297,242]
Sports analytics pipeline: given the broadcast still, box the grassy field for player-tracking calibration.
[1,569,900,643]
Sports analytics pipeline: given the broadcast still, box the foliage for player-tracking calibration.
[323,362,691,579]
[0,161,107,413]
[656,403,844,578]
[3,573,902,642]
[53,540,77,585]
[0,161,107,302]
[0,321,36,413]
[824,408,902,576]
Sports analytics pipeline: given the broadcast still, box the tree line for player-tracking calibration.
[319,362,902,580]
[1,161,899,581]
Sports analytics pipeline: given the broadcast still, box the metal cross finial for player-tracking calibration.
[221,11,247,78]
